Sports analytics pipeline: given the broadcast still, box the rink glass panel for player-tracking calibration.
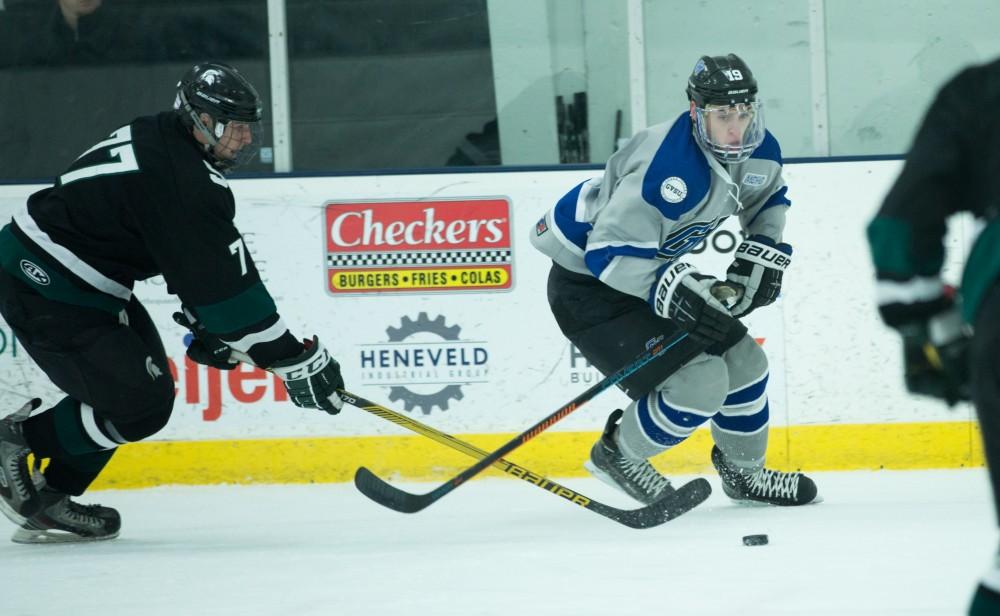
[2,1,1000,179]
[0,0,272,180]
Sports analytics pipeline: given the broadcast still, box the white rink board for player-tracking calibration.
[0,160,977,440]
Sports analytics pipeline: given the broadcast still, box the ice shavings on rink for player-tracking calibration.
[0,469,994,616]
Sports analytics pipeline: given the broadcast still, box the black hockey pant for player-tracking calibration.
[546,263,714,400]
[972,280,1000,523]
[0,269,174,495]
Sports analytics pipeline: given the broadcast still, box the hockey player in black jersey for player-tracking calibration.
[0,62,345,543]
[532,54,819,508]
[867,58,1000,616]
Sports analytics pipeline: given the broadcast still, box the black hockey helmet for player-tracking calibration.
[686,54,758,107]
[174,62,263,171]
[686,54,764,163]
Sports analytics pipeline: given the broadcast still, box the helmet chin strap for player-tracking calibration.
[178,90,232,168]
[179,90,221,148]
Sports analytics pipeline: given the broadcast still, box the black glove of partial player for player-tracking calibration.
[270,337,345,414]
[897,307,971,407]
[725,235,793,318]
[653,261,747,351]
[172,308,238,370]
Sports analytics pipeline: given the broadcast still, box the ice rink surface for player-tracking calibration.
[1,469,995,616]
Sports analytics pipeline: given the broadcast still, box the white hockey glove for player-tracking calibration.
[270,337,345,414]
[653,261,747,350]
[725,235,792,318]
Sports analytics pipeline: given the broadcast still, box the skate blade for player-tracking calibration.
[725,493,824,507]
[11,527,119,544]
[583,460,667,505]
[583,460,626,496]
[0,498,28,527]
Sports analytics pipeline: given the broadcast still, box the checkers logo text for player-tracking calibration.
[325,198,513,295]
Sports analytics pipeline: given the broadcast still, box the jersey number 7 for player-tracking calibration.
[59,126,140,187]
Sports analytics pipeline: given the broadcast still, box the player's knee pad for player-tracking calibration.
[655,353,729,412]
[721,334,768,392]
[714,335,770,434]
[115,381,175,442]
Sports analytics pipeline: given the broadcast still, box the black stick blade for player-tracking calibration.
[615,478,712,529]
[354,467,441,513]
[356,461,712,528]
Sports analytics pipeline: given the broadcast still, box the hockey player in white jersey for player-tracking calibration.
[531,53,819,506]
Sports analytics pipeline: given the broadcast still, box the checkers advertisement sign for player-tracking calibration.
[324,198,514,295]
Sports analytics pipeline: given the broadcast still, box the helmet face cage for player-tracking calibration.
[174,63,263,171]
[692,101,765,164]
[686,54,765,163]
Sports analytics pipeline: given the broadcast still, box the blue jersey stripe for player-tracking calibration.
[746,186,791,228]
[750,130,783,165]
[762,185,790,209]
[640,113,711,221]
[585,244,658,278]
[552,180,593,252]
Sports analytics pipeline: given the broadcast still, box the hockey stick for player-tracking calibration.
[353,328,697,514]
[338,390,710,528]
[225,349,708,527]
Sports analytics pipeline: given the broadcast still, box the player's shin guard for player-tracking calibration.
[710,378,819,505]
[710,372,770,470]
[22,398,124,495]
[711,396,818,505]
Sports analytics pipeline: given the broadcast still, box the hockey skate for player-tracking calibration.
[584,409,676,504]
[0,398,43,524]
[711,445,820,506]
[12,479,121,544]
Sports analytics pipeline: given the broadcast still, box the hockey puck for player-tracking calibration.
[742,534,768,546]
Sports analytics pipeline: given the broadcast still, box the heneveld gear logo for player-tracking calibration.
[387,313,464,414]
[359,312,490,415]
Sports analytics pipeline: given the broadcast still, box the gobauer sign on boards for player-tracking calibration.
[324,198,513,295]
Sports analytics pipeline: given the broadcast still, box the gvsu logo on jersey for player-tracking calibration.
[660,177,688,204]
[358,313,490,414]
[324,198,513,295]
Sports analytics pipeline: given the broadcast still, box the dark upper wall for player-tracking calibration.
[0,0,497,180]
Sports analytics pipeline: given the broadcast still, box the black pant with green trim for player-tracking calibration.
[0,269,175,495]
[972,280,1000,526]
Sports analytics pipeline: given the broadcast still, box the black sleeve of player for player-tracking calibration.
[877,69,971,231]
[135,147,279,337]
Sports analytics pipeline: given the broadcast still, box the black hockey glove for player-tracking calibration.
[172,308,238,370]
[653,261,747,351]
[897,307,971,407]
[270,337,345,414]
[725,235,793,318]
